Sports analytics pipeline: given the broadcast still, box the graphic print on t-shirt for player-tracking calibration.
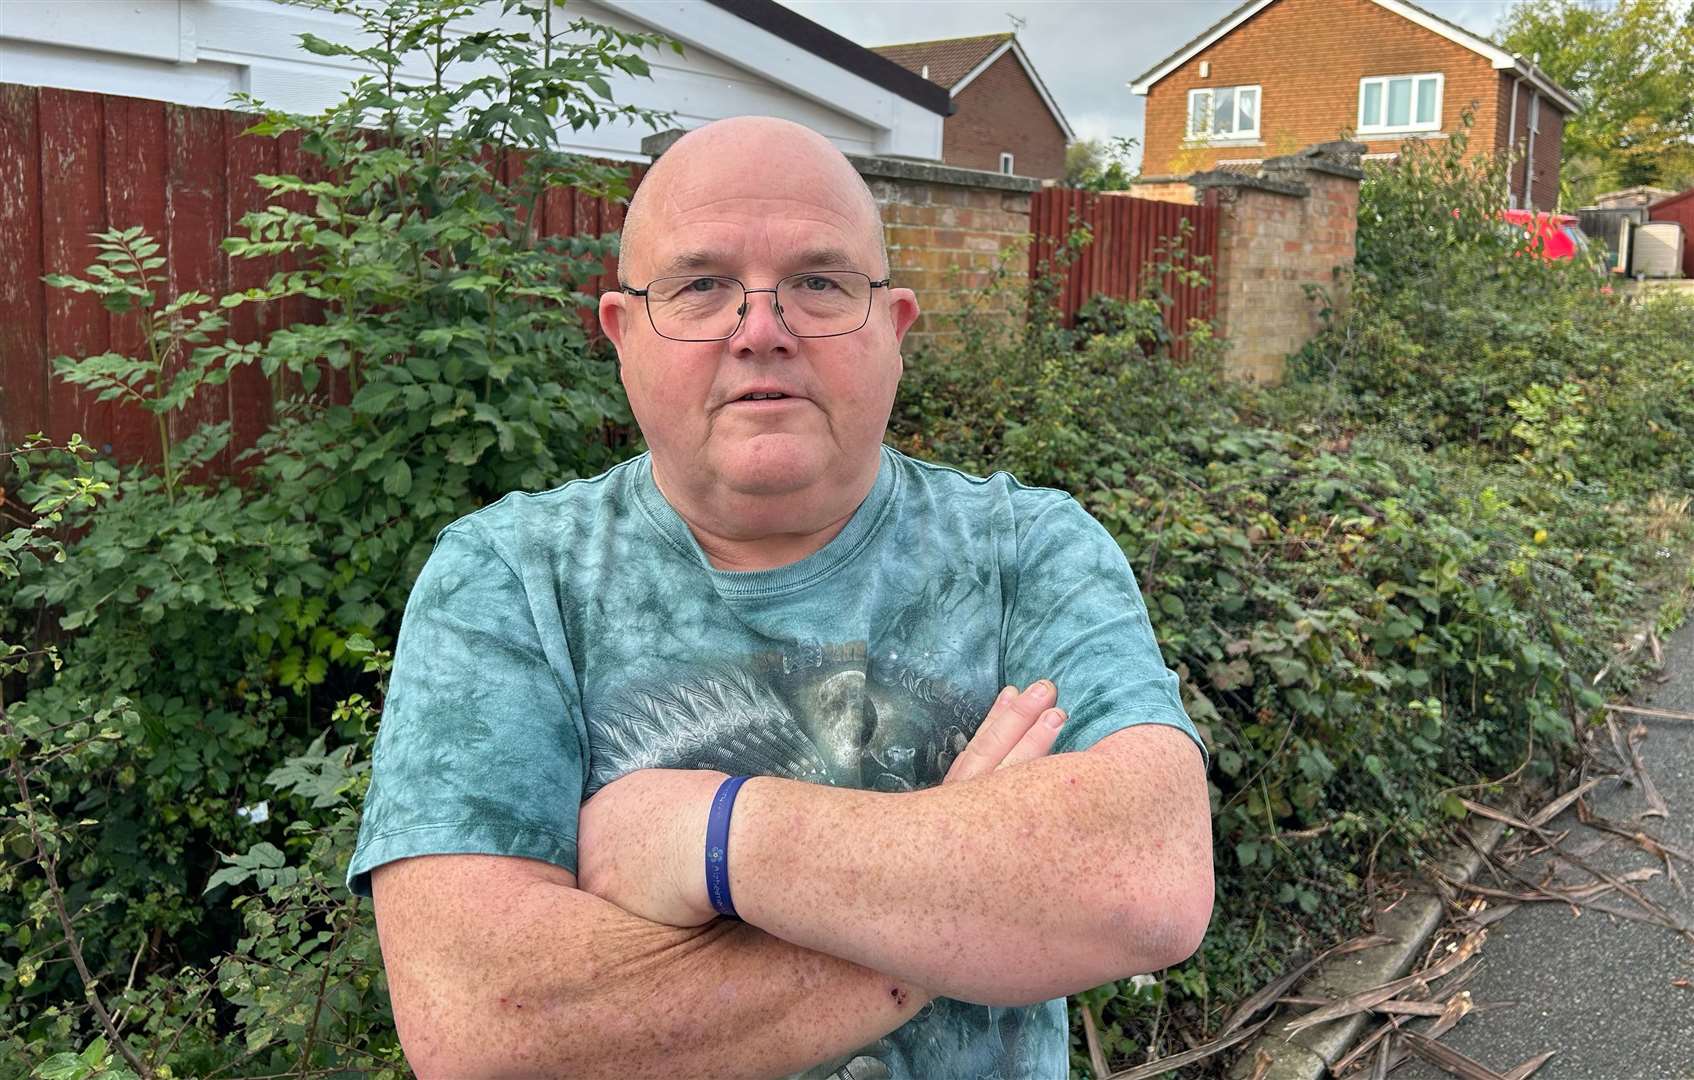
[585,640,980,797]
[585,639,1038,1080]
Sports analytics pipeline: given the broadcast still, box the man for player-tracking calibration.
[349,116,1212,1079]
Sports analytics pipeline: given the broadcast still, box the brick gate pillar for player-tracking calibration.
[1189,141,1365,385]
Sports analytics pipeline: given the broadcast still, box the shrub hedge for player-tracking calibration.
[892,132,1694,1073]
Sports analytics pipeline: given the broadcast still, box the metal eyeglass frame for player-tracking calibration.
[619,271,892,342]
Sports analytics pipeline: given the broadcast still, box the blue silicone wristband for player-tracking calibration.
[705,775,753,920]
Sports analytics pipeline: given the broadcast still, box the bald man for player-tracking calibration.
[350,117,1213,1079]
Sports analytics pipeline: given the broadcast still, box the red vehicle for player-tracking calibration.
[1500,209,1589,261]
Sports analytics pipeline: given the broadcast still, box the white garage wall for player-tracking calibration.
[0,0,942,160]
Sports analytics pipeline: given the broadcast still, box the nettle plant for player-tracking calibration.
[2,0,676,1071]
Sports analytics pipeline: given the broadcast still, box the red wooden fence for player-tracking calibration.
[2,85,1224,477]
[1027,188,1218,353]
[0,85,641,471]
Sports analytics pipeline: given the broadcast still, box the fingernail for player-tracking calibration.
[996,685,1015,706]
[1043,708,1066,729]
[1023,679,1055,701]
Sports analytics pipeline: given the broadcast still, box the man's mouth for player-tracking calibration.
[737,392,790,401]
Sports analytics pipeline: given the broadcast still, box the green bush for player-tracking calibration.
[1,0,673,1071]
[890,138,1694,1076]
[1290,119,1694,496]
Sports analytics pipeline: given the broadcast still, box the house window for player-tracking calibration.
[1358,73,1442,135]
[999,152,1014,174]
[1186,85,1260,140]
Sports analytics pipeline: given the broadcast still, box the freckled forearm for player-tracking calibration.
[726,751,1201,1006]
[411,888,926,1079]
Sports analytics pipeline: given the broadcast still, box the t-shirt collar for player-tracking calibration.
[633,444,898,598]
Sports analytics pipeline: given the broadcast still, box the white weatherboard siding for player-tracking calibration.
[0,0,942,160]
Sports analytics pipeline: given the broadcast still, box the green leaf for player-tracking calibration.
[383,459,413,497]
[34,1052,90,1080]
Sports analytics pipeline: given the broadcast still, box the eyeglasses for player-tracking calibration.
[620,271,891,342]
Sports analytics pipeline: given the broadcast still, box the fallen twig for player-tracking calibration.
[1216,933,1394,1037]
[1277,995,1450,1017]
[1371,1034,1392,1080]
[1100,1014,1272,1080]
[1282,932,1484,1035]
[1401,1029,1510,1080]
[1352,992,1476,1076]
[1329,1007,1410,1074]
[1502,1050,1559,1080]
[1603,702,1694,722]
[1626,721,1670,819]
[1526,778,1607,829]
[1080,1000,1109,1080]
[1459,799,1690,939]
[1579,814,1694,866]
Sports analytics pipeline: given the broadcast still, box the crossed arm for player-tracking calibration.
[371,683,1213,1077]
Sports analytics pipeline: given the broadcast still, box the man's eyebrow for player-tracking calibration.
[787,248,859,271]
[657,250,727,275]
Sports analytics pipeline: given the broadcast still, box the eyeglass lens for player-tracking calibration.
[644,272,874,340]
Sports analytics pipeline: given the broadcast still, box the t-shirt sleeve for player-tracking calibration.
[1002,494,1209,770]
[346,522,587,897]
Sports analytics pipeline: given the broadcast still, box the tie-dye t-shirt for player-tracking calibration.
[348,444,1206,1080]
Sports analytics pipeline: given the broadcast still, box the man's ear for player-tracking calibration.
[599,290,632,360]
[887,287,921,349]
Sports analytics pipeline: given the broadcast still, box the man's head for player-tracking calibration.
[599,117,921,548]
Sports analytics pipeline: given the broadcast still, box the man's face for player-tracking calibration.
[601,125,920,510]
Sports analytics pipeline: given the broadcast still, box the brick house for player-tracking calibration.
[1129,0,1579,209]
[871,33,1074,180]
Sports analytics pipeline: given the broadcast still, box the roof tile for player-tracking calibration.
[869,33,1012,90]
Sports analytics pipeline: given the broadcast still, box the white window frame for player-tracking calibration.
[1357,73,1444,136]
[999,152,1015,175]
[1185,84,1261,141]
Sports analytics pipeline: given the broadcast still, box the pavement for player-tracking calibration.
[1389,617,1694,1080]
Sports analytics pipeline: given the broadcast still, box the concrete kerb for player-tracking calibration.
[1226,809,1520,1080]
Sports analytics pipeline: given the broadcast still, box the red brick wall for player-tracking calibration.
[867,175,1032,343]
[944,51,1068,179]
[1141,0,1502,176]
[1496,74,1565,209]
[1204,165,1360,384]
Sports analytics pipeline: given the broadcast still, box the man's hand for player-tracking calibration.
[575,681,1064,926]
[942,681,1064,784]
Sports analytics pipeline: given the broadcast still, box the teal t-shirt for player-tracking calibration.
[349,444,1206,1080]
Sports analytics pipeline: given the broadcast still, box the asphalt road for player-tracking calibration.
[1393,618,1694,1080]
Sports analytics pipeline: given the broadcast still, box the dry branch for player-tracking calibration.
[1100,1015,1272,1080]
[1217,933,1394,1037]
[1401,1029,1510,1080]
[1603,703,1694,722]
[1281,932,1484,1035]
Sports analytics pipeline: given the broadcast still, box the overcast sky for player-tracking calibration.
[776,0,1520,166]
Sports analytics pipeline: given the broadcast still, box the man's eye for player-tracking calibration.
[798,275,839,292]
[686,278,723,293]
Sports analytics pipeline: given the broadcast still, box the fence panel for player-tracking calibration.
[0,85,642,468]
[1028,188,1217,357]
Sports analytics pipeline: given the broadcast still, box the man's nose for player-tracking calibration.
[729,289,799,357]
